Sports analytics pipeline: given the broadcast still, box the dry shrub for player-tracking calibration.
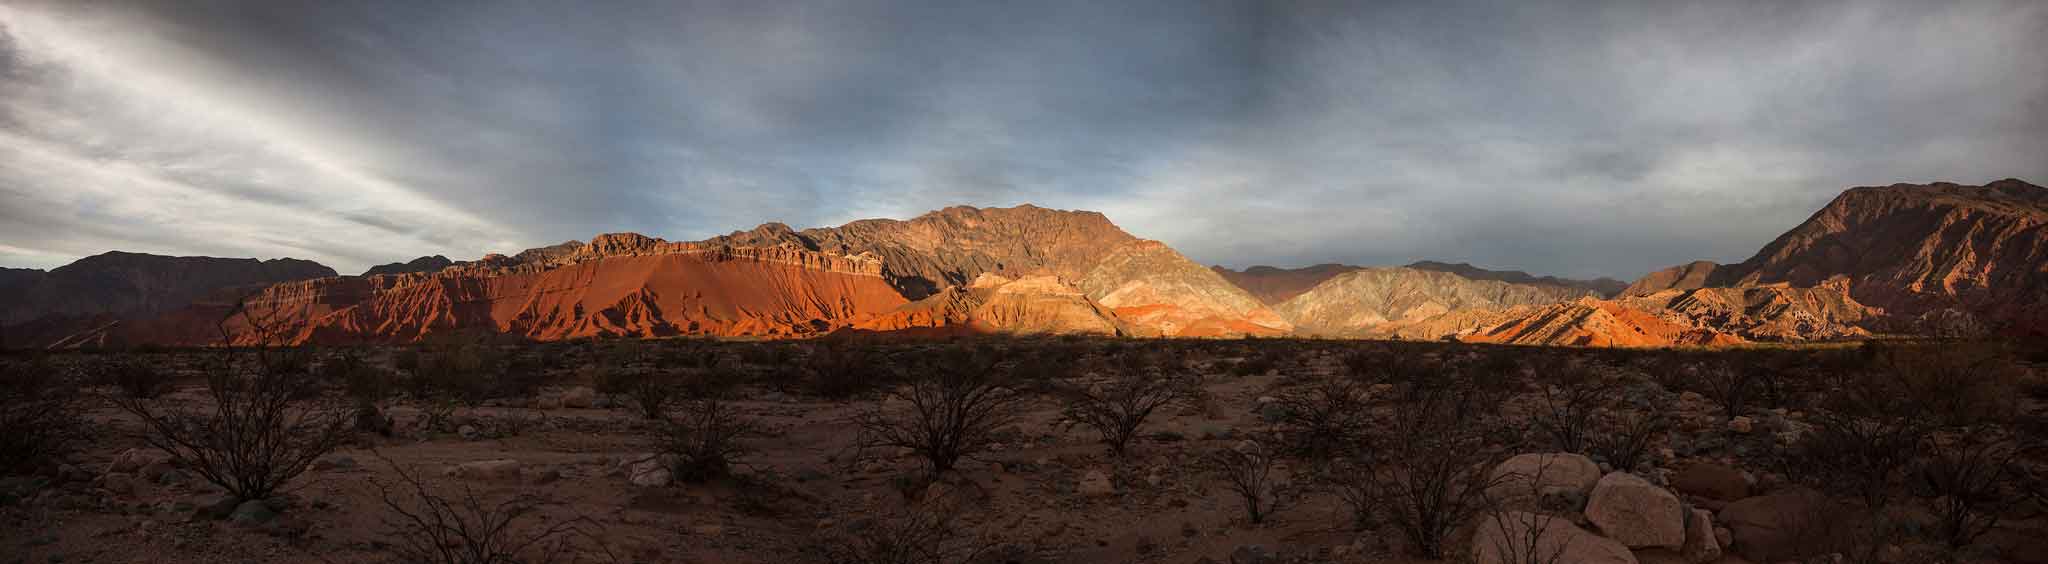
[1268,376,1372,460]
[373,454,602,564]
[1208,443,1286,524]
[1529,357,1613,454]
[115,351,352,500]
[1913,435,2024,548]
[650,395,760,483]
[99,355,173,399]
[811,508,997,564]
[0,357,87,475]
[852,349,1024,476]
[1057,352,1194,457]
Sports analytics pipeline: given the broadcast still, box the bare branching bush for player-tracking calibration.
[1786,390,1929,510]
[374,455,600,564]
[115,351,353,500]
[1912,436,2023,548]
[99,355,172,399]
[1530,358,1613,454]
[1698,361,1761,421]
[1268,376,1372,460]
[811,509,997,564]
[1056,353,1193,457]
[0,357,86,475]
[415,345,506,408]
[1208,444,1286,524]
[1362,369,1512,559]
[853,349,1025,476]
[807,341,896,400]
[650,395,760,483]
[1588,409,1669,473]
[1867,343,2020,428]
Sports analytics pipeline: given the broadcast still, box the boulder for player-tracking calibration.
[1718,487,1838,563]
[1585,472,1685,549]
[1489,453,1602,509]
[1471,511,1638,564]
[96,472,139,496]
[562,386,596,408]
[192,494,242,521]
[631,467,674,488]
[445,459,523,481]
[1727,416,1754,434]
[625,454,674,487]
[1670,463,1748,501]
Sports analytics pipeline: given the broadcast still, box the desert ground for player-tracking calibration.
[3,337,2046,564]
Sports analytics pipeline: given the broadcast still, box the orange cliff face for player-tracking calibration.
[217,244,906,345]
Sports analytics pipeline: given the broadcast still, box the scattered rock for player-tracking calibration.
[1726,416,1754,434]
[562,387,596,408]
[1228,544,1272,564]
[445,459,523,481]
[192,495,242,521]
[106,449,172,474]
[230,499,277,525]
[631,467,673,488]
[1585,472,1685,549]
[1471,511,1637,564]
[1670,463,1748,501]
[96,473,139,497]
[458,425,481,441]
[530,468,564,485]
[1078,469,1116,497]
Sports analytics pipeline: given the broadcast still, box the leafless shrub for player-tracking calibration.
[1056,354,1194,457]
[99,355,172,399]
[1268,376,1372,460]
[1530,358,1613,454]
[1698,361,1760,421]
[650,395,760,483]
[1786,404,1928,510]
[811,509,998,564]
[1588,409,1669,473]
[373,454,601,564]
[415,346,505,408]
[808,341,897,399]
[0,357,86,475]
[1912,436,2023,548]
[1208,443,1286,525]
[114,351,352,500]
[1364,377,1511,559]
[852,350,1024,476]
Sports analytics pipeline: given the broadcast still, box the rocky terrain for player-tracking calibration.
[359,256,459,277]
[2,337,2042,564]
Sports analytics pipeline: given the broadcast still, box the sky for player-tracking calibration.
[1,0,2043,279]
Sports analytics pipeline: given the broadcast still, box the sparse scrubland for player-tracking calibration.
[2,336,2045,564]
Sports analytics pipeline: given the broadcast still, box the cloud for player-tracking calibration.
[0,0,2042,279]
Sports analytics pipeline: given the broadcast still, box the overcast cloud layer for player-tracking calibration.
[2,0,2043,278]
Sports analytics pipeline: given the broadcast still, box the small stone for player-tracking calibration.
[561,386,596,408]
[1078,469,1116,497]
[445,459,523,481]
[691,523,724,536]
[458,425,481,441]
[1229,544,1272,564]
[193,494,241,521]
[230,499,277,525]
[1727,416,1754,434]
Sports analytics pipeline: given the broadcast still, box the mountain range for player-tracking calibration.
[3,179,2041,348]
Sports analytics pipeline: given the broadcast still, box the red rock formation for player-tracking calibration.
[217,244,905,345]
[1405,260,1627,297]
